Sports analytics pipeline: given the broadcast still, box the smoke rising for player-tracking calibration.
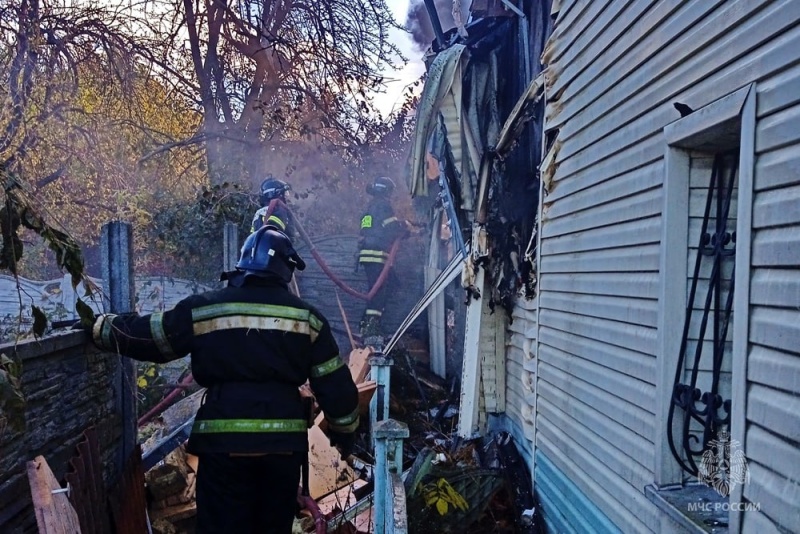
[405,0,470,50]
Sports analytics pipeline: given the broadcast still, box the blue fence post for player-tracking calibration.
[373,419,409,534]
[369,352,393,449]
[100,221,136,479]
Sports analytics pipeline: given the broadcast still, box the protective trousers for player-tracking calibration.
[195,452,303,534]
[361,262,391,336]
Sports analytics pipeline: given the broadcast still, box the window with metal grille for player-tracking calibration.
[648,84,755,533]
[667,151,738,479]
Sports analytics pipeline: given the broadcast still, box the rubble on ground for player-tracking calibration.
[137,345,521,534]
[146,446,198,533]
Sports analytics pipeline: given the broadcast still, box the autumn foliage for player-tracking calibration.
[0,0,419,285]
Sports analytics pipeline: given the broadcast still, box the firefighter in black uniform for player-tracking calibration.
[87,226,359,534]
[357,176,408,341]
[251,176,293,235]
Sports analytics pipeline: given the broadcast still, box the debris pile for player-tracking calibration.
[137,349,377,534]
[402,440,505,533]
[146,445,198,534]
[384,348,533,534]
[135,345,531,534]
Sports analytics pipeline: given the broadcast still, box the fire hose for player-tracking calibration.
[297,492,327,534]
[138,198,400,426]
[137,372,196,426]
[264,198,400,301]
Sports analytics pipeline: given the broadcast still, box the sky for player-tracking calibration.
[377,0,467,117]
[374,0,429,118]
[94,0,431,119]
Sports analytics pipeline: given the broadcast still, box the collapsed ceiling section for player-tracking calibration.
[408,4,552,318]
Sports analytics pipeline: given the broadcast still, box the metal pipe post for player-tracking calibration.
[374,429,388,533]
[100,221,136,479]
[373,419,409,534]
[101,221,135,314]
[422,0,446,49]
[369,353,393,449]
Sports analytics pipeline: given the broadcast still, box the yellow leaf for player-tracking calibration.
[424,478,469,513]
[137,377,147,388]
[145,367,156,377]
[444,483,469,511]
[423,489,439,507]
[452,493,469,511]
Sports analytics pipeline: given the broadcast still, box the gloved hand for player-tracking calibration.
[71,318,93,332]
[328,431,356,460]
[69,317,101,350]
[73,314,105,348]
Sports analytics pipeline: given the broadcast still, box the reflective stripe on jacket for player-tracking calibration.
[358,198,404,264]
[251,204,292,234]
[91,278,359,454]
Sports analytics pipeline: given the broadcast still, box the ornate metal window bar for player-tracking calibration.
[667,151,738,476]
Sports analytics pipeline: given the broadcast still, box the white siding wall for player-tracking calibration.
[741,64,800,531]
[507,296,537,448]
[528,1,800,532]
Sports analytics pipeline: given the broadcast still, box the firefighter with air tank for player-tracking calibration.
[356,176,411,343]
[251,175,294,237]
[83,226,358,533]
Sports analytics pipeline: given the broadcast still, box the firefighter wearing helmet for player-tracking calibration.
[85,226,358,533]
[357,176,408,341]
[251,175,294,235]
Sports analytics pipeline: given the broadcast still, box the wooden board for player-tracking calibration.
[348,347,372,384]
[303,348,373,500]
[27,456,82,534]
[353,506,375,533]
[307,425,357,499]
[357,381,377,416]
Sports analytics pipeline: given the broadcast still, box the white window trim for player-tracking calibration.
[730,85,755,534]
[654,84,755,533]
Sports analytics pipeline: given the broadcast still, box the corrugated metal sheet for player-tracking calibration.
[108,446,149,534]
[65,427,110,534]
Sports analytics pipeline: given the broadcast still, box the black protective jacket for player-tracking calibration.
[358,197,405,265]
[251,203,293,236]
[91,277,359,455]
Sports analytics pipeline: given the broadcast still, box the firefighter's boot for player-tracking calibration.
[359,315,383,347]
